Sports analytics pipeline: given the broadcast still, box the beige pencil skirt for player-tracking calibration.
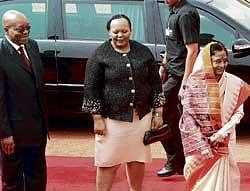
[95,111,152,167]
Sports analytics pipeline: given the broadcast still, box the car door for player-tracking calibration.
[156,0,239,58]
[55,0,158,119]
[156,0,250,125]
[0,0,58,117]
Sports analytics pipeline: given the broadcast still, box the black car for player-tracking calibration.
[0,0,250,125]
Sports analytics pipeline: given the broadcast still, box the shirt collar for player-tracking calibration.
[5,35,25,51]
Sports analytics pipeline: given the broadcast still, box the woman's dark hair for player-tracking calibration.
[210,41,228,56]
[106,14,132,31]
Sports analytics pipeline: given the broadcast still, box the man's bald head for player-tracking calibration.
[2,10,27,28]
[2,10,30,45]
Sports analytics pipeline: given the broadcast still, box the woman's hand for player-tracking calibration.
[151,116,163,130]
[209,133,230,156]
[93,115,106,135]
[151,108,163,130]
[209,133,230,146]
[201,148,214,159]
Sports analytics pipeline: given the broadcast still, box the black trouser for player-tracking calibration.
[161,74,185,169]
[1,142,47,191]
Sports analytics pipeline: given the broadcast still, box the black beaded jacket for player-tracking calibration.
[82,40,165,122]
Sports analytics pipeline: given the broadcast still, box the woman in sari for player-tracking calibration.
[179,41,250,191]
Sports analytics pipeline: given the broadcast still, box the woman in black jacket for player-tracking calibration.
[82,14,165,191]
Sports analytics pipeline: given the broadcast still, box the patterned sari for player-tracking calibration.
[179,42,250,191]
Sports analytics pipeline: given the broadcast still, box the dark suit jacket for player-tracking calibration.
[0,38,48,146]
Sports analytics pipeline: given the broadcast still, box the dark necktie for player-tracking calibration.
[18,46,31,68]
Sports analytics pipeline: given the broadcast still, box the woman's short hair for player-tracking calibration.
[106,14,132,31]
[210,41,228,56]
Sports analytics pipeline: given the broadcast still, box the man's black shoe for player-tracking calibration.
[157,165,183,177]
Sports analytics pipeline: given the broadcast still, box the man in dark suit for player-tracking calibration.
[0,10,47,191]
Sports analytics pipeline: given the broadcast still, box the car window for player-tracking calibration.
[209,0,250,30]
[158,3,235,49]
[198,10,235,49]
[63,1,146,42]
[159,3,169,33]
[0,2,47,39]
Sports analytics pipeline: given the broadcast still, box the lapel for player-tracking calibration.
[3,38,40,87]
[25,42,40,84]
[3,38,32,73]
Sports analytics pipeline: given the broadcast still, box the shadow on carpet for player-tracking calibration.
[1,156,250,190]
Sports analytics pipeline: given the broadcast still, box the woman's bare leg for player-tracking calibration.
[96,164,120,191]
[126,161,145,191]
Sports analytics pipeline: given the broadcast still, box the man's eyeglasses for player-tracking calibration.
[12,25,31,33]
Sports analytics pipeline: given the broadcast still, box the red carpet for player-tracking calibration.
[1,157,250,190]
[46,157,250,191]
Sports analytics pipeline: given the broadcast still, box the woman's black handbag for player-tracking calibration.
[143,124,172,145]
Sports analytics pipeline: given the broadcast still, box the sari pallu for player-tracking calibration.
[179,42,250,191]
